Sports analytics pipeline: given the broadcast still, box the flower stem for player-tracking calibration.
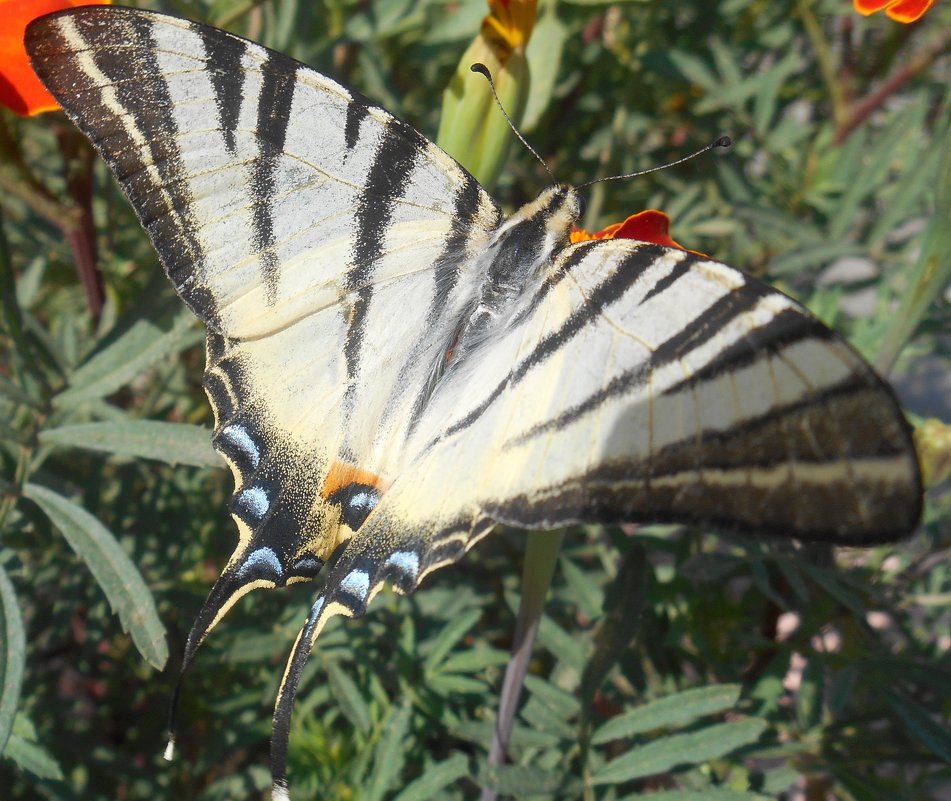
[481,529,564,800]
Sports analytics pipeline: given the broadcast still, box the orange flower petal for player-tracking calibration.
[854,0,896,13]
[481,0,536,61]
[853,0,936,20]
[609,210,686,249]
[0,0,111,116]
[885,0,936,21]
[570,210,697,253]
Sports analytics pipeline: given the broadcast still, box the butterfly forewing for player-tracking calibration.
[26,7,501,649]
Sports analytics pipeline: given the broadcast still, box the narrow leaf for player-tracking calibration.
[0,566,26,754]
[480,764,580,796]
[2,721,63,780]
[23,483,167,669]
[366,700,412,801]
[885,688,951,765]
[55,305,197,406]
[619,791,771,801]
[592,718,768,785]
[391,754,469,801]
[40,420,219,468]
[326,659,372,734]
[592,684,743,744]
[423,608,480,671]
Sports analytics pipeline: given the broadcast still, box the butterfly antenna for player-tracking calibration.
[470,63,553,180]
[578,135,732,189]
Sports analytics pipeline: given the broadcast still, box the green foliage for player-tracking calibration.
[1,0,949,800]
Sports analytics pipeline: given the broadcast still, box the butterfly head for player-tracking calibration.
[498,183,584,254]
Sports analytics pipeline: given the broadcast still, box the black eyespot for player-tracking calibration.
[327,482,381,530]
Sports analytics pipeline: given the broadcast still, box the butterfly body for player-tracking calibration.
[25,7,922,797]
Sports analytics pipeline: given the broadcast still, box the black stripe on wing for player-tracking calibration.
[196,25,246,155]
[426,243,691,449]
[248,52,300,305]
[26,11,220,326]
[342,117,428,389]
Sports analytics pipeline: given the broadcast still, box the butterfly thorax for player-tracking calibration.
[451,184,582,362]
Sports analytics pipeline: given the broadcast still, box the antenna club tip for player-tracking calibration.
[714,135,732,149]
[470,62,490,78]
[163,736,176,762]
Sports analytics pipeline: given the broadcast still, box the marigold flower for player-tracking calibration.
[0,0,111,116]
[570,209,693,252]
[853,0,936,22]
[481,0,536,61]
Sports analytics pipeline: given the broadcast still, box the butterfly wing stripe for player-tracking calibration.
[423,243,691,451]
[500,293,820,449]
[195,26,246,154]
[343,117,425,396]
[29,13,217,323]
[247,52,300,305]
[344,104,368,151]
[402,172,501,436]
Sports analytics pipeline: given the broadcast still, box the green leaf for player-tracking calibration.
[23,483,168,670]
[537,613,587,670]
[591,718,769,785]
[2,715,63,780]
[423,608,481,671]
[40,420,219,468]
[479,764,580,796]
[592,684,743,744]
[885,688,951,765]
[451,720,560,750]
[427,672,487,695]
[798,562,865,616]
[523,5,566,132]
[769,242,865,277]
[326,659,372,734]
[828,98,927,241]
[366,700,412,801]
[559,553,603,620]
[55,305,197,407]
[391,754,469,801]
[438,645,509,675]
[2,734,63,780]
[618,791,771,801]
[0,565,26,754]
[524,674,580,718]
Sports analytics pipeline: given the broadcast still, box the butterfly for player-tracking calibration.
[25,6,922,798]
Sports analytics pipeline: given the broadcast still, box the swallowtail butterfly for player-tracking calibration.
[26,7,922,797]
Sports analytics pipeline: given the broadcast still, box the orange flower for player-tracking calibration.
[853,0,936,22]
[0,0,111,116]
[571,209,694,252]
[481,0,536,62]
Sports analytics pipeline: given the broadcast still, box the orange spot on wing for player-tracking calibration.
[321,461,387,498]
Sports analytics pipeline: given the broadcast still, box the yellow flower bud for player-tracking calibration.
[437,1,536,190]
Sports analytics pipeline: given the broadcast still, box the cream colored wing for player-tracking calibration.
[26,7,500,667]
[28,9,922,800]
[268,235,920,797]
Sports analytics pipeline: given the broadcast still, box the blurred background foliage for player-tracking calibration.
[1,0,950,799]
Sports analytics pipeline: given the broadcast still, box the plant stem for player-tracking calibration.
[480,529,564,800]
[799,0,847,131]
